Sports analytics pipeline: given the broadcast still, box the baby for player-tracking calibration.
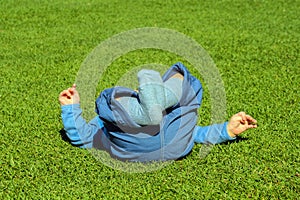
[59,63,257,162]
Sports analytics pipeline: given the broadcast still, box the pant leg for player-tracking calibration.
[163,77,183,108]
[137,69,165,124]
[118,70,183,125]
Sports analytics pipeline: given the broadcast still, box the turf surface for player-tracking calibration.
[0,0,299,199]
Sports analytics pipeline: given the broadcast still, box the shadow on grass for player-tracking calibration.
[59,129,83,148]
[60,128,249,147]
[59,129,70,143]
[221,135,249,145]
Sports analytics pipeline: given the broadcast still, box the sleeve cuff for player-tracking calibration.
[222,122,236,141]
[61,104,81,114]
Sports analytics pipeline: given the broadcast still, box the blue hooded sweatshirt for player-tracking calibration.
[61,62,235,162]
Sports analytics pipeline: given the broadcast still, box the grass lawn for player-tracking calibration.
[0,0,299,199]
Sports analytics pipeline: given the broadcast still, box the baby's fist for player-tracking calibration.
[227,112,257,138]
[59,84,80,105]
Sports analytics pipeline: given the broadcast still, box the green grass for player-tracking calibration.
[0,0,299,199]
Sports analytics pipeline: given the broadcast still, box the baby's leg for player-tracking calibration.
[117,70,183,125]
[117,96,152,125]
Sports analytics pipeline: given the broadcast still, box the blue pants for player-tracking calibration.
[118,69,183,125]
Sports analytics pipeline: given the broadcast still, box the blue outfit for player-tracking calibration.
[61,63,235,162]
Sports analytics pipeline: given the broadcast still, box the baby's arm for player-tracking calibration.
[61,104,102,148]
[194,112,257,144]
[194,122,235,144]
[59,84,103,148]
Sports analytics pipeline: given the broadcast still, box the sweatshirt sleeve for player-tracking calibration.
[60,104,104,148]
[193,122,236,144]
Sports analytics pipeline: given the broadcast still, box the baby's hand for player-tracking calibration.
[59,84,80,105]
[227,112,257,138]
